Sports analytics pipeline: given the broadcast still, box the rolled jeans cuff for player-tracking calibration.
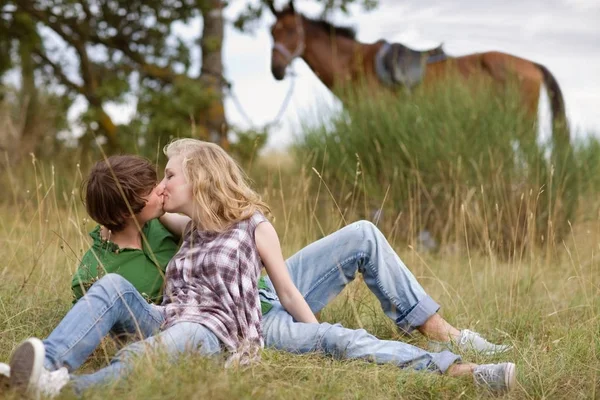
[397,295,440,333]
[432,350,462,374]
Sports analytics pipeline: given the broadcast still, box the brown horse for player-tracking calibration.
[267,3,568,139]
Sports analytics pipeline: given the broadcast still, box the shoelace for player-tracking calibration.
[39,368,69,396]
[459,329,481,346]
[476,368,494,382]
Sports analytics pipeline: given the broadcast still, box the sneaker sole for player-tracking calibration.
[504,362,516,391]
[429,342,513,356]
[0,374,9,393]
[9,338,45,395]
[0,363,9,394]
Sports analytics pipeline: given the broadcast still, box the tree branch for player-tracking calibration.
[88,32,182,83]
[32,49,83,95]
[21,2,184,84]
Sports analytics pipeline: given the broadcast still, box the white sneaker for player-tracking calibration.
[473,362,517,394]
[429,329,512,355]
[39,367,70,398]
[9,337,69,398]
[9,338,45,395]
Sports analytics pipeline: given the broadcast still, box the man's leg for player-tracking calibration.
[42,273,164,372]
[70,322,221,394]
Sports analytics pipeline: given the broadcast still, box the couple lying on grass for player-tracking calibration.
[2,138,516,398]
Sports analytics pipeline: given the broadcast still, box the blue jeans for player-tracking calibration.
[261,220,460,373]
[71,322,220,393]
[43,221,458,392]
[42,274,221,393]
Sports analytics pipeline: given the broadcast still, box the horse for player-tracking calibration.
[267,2,569,142]
[266,1,578,245]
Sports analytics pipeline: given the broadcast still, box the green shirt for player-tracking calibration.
[71,219,274,314]
[71,219,179,304]
[258,276,274,315]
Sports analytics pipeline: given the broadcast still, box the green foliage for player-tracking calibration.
[233,0,379,32]
[233,2,266,32]
[229,128,269,167]
[295,80,578,256]
[322,0,379,13]
[128,77,216,157]
[2,0,203,153]
[0,86,73,162]
[0,1,16,77]
[573,134,600,195]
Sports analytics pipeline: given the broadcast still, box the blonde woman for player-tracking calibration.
[7,139,317,397]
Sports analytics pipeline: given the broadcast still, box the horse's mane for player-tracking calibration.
[278,6,357,39]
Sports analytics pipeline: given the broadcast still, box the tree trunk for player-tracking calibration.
[198,0,228,149]
[17,12,39,157]
[19,44,38,156]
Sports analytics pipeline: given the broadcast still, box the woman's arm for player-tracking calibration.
[255,222,318,324]
[159,213,191,239]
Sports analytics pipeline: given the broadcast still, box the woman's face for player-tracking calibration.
[135,184,165,224]
[159,155,194,215]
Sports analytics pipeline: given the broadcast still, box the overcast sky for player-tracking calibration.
[106,0,600,149]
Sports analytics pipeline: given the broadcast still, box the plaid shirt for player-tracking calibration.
[161,212,268,366]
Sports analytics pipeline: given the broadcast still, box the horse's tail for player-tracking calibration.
[535,63,567,134]
[535,62,577,240]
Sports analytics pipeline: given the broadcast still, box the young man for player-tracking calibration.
[71,155,178,305]
[3,154,515,398]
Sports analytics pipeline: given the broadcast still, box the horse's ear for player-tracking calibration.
[263,0,277,15]
[289,0,295,12]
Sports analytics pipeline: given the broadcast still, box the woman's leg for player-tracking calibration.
[262,305,516,395]
[262,304,459,373]
[42,273,164,372]
[70,322,221,394]
[266,220,439,334]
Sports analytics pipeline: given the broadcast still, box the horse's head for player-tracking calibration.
[269,2,305,80]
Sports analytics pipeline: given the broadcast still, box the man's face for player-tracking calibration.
[136,184,165,223]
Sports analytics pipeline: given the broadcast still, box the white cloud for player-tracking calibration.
[562,0,600,10]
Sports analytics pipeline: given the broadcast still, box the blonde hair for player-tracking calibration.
[164,138,270,232]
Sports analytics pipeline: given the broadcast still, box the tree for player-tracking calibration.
[1,0,379,158]
[126,0,230,154]
[0,2,70,161]
[233,0,378,31]
[14,0,203,154]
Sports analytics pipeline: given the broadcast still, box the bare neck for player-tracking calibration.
[101,219,144,250]
[300,21,379,90]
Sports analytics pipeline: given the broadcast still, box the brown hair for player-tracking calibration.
[82,155,158,232]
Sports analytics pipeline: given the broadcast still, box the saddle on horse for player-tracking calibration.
[375,41,448,89]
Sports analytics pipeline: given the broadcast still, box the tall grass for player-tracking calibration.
[295,80,578,259]
[0,150,599,399]
[0,90,599,398]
